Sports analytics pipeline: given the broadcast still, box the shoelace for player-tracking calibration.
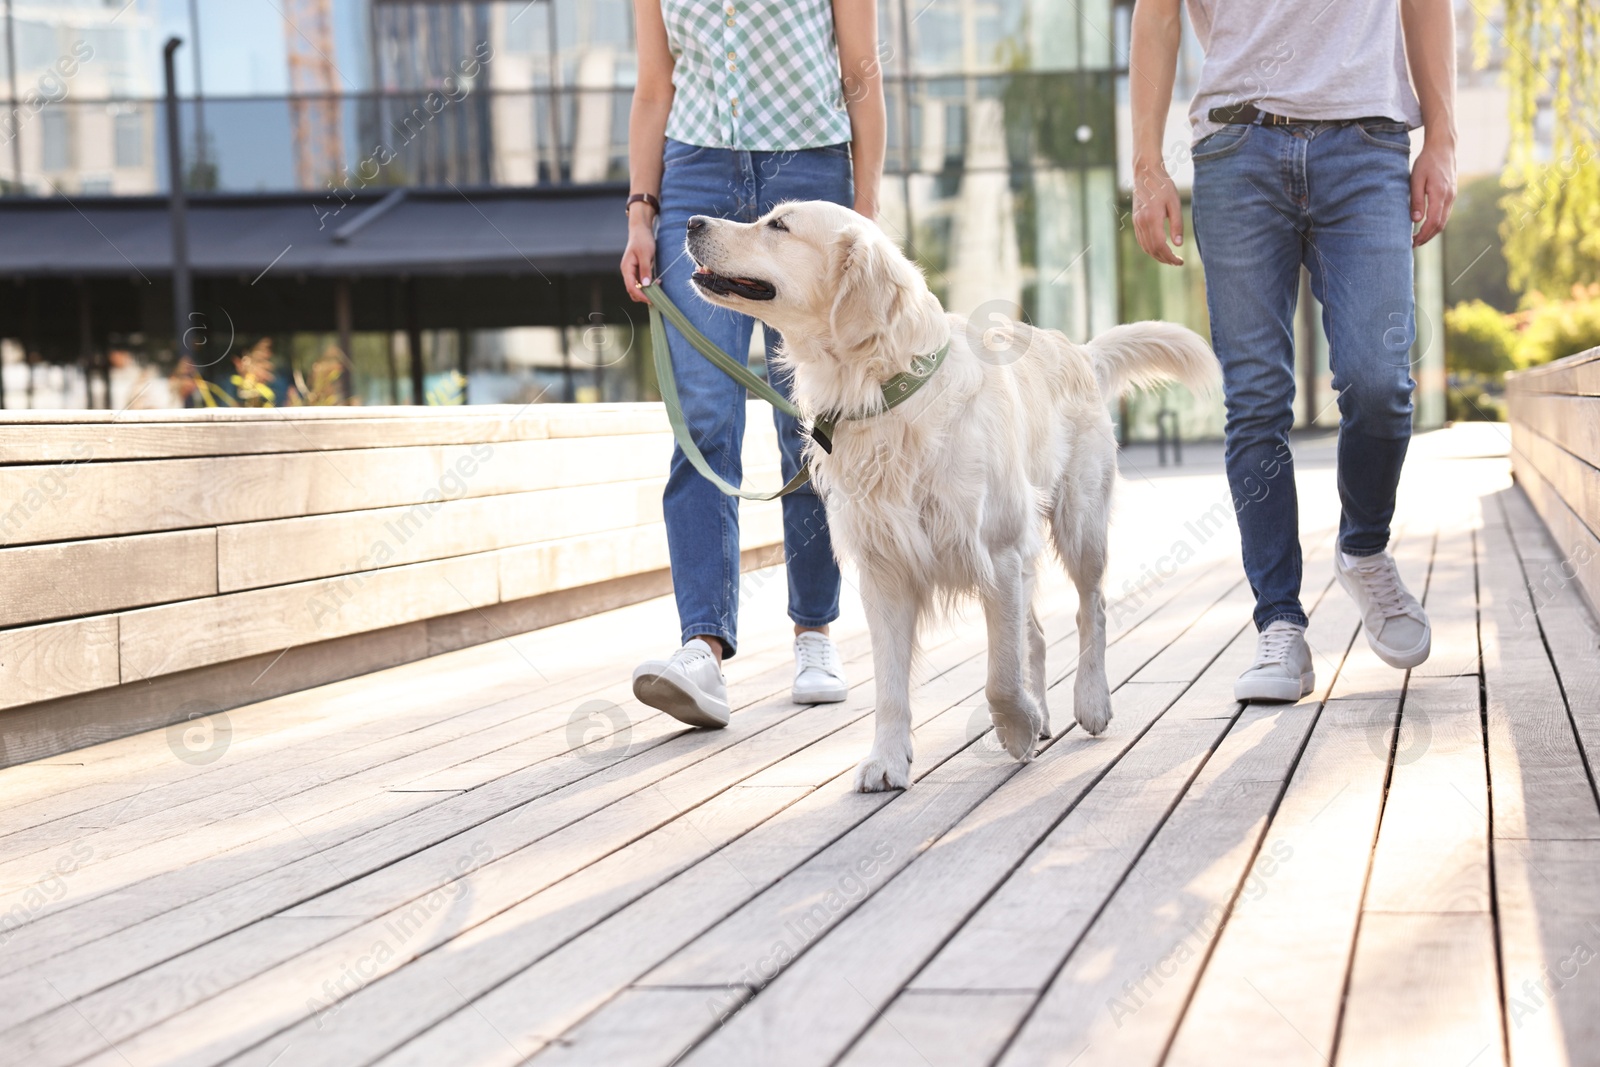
[795,634,839,675]
[1254,626,1302,667]
[672,643,715,669]
[1350,556,1410,618]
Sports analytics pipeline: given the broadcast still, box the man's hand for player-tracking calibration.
[1410,138,1455,247]
[1133,165,1185,266]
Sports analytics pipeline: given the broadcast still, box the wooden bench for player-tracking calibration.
[0,404,785,767]
[1506,346,1600,618]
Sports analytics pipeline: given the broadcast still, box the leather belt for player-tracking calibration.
[1208,102,1394,127]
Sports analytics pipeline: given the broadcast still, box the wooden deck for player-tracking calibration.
[2,423,1596,1067]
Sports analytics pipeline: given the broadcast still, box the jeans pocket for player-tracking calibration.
[1192,124,1252,162]
[812,142,852,159]
[1355,121,1412,153]
[664,138,714,166]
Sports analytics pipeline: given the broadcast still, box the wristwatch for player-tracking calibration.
[625,192,661,217]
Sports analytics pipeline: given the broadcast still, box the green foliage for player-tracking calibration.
[1444,175,1516,312]
[1443,299,1517,374]
[1499,155,1600,298]
[1446,372,1507,422]
[1512,285,1600,368]
[1484,1,1600,297]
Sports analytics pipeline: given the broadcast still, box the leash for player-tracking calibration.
[639,281,949,500]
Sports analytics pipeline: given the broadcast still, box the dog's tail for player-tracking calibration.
[1086,321,1219,400]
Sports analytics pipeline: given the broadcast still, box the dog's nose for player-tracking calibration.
[686,216,709,233]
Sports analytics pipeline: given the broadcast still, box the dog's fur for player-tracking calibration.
[686,201,1218,791]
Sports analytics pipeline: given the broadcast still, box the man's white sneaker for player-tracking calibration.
[792,631,848,704]
[1336,548,1431,669]
[1235,620,1315,704]
[632,639,730,728]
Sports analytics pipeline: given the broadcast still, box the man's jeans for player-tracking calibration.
[1192,119,1417,631]
[656,138,851,657]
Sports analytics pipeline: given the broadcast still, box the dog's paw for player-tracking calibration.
[854,753,911,792]
[1074,683,1112,736]
[989,703,1038,762]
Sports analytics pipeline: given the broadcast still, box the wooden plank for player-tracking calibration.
[1479,518,1600,841]
[515,988,716,1067]
[1513,423,1600,543]
[0,546,788,824]
[1508,395,1600,473]
[978,567,1360,1067]
[0,578,821,995]
[216,479,663,592]
[838,992,1036,1067]
[1338,913,1504,1067]
[1361,677,1489,913]
[3,620,922,1066]
[34,541,1218,1066]
[239,559,1239,1067]
[1414,528,1482,679]
[117,550,501,680]
[1506,347,1600,397]
[1337,669,1504,1066]
[227,682,996,1067]
[1514,448,1600,619]
[0,529,216,628]
[0,437,663,546]
[499,506,785,603]
[0,402,692,463]
[1493,838,1600,1067]
[1166,531,1450,1067]
[1501,487,1600,819]
[0,618,120,713]
[0,412,551,464]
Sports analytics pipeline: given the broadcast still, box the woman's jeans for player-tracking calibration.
[656,138,851,657]
[1192,119,1418,632]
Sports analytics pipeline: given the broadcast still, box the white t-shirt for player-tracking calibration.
[1184,0,1424,141]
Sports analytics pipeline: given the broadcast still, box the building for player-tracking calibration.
[0,0,1448,439]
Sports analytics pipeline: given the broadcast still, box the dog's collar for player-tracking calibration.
[807,340,950,455]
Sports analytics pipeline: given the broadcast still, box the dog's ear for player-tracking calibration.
[827,224,899,365]
[827,223,946,375]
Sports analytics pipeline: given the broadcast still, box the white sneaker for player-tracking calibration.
[1235,620,1315,704]
[1336,548,1432,669]
[792,631,848,704]
[632,639,730,728]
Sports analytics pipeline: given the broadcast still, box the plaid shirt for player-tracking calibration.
[662,0,853,151]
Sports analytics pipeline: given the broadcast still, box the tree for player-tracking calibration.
[1486,0,1600,297]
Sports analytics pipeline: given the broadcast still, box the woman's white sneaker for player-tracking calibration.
[1335,548,1432,669]
[1235,620,1315,704]
[792,631,848,704]
[632,639,730,728]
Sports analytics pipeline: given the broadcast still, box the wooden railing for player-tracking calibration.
[1506,347,1600,619]
[0,404,784,766]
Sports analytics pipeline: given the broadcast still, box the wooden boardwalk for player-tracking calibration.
[2,423,1597,1067]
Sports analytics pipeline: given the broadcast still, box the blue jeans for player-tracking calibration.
[656,138,852,657]
[1192,119,1417,631]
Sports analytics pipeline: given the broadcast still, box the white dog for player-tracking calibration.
[685,201,1217,792]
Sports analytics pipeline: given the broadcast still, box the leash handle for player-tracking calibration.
[640,282,801,418]
[640,283,811,501]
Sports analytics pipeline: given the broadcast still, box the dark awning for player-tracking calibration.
[0,184,629,280]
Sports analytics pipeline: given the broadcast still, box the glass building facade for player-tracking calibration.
[0,0,1440,435]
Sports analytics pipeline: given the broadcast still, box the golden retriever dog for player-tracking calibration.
[685,201,1217,791]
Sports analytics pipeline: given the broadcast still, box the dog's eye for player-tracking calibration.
[767,216,788,232]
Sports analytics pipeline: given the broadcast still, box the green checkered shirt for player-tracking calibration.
[662,0,853,151]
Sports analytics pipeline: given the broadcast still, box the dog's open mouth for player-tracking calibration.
[691,266,776,301]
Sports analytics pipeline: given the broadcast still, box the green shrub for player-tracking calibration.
[1444,299,1517,374]
[1513,286,1600,368]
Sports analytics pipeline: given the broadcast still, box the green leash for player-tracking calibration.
[639,281,949,501]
